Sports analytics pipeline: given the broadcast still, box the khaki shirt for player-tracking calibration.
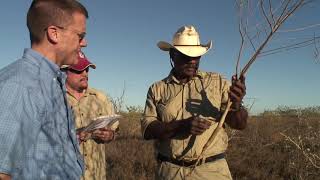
[141,70,230,160]
[67,87,114,180]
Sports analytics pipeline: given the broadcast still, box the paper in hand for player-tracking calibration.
[77,114,121,133]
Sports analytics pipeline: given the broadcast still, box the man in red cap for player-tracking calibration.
[65,51,117,180]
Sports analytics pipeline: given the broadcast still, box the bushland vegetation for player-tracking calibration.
[105,106,320,180]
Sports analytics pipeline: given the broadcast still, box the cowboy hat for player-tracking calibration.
[157,25,212,57]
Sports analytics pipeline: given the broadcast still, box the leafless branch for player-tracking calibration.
[110,81,126,113]
[280,132,320,169]
[241,0,307,76]
[191,1,319,175]
[268,0,276,24]
[260,0,273,30]
[259,36,320,57]
[236,21,245,77]
[278,23,320,32]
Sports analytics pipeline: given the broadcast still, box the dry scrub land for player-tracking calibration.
[105,107,320,180]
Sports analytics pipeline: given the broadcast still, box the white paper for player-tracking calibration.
[77,114,121,133]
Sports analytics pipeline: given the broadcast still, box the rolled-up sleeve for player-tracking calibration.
[141,86,158,139]
[0,83,40,175]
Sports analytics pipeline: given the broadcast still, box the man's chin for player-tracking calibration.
[80,83,88,89]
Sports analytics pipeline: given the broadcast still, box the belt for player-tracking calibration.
[157,153,225,167]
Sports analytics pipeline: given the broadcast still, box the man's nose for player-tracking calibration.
[188,58,199,64]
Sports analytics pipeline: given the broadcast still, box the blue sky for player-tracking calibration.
[0,0,319,114]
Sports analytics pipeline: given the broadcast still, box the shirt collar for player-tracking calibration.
[164,69,205,84]
[22,48,64,80]
[66,87,97,99]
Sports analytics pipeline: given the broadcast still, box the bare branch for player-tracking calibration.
[241,0,308,76]
[275,0,291,26]
[260,0,273,29]
[110,81,126,113]
[278,23,320,32]
[313,33,320,62]
[241,30,273,76]
[236,21,245,77]
[268,0,276,24]
[259,36,320,57]
[245,28,258,52]
[280,132,320,169]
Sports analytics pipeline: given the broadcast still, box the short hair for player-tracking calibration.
[27,0,89,44]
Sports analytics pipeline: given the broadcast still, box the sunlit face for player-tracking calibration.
[66,68,89,92]
[58,12,87,66]
[171,50,201,79]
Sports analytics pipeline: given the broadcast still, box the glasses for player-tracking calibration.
[56,26,86,42]
[68,68,89,74]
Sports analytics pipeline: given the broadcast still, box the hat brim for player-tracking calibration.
[157,41,212,57]
[60,64,96,71]
[73,64,96,71]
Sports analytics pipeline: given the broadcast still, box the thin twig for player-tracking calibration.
[259,36,320,56]
[278,23,320,32]
[268,0,275,24]
[280,132,320,169]
[236,21,245,77]
[260,0,273,29]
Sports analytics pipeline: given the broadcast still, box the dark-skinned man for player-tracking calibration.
[141,25,248,180]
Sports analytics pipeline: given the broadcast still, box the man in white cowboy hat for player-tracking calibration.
[65,51,118,180]
[141,25,248,179]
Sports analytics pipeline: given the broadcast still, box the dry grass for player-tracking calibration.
[105,107,320,180]
[105,112,157,180]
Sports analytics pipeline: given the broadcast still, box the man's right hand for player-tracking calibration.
[183,117,211,135]
[144,116,212,140]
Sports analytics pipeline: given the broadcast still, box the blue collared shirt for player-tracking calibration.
[0,49,84,179]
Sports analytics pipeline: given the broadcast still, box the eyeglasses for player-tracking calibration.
[56,26,86,42]
[68,68,89,74]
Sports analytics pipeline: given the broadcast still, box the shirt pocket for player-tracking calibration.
[156,97,182,123]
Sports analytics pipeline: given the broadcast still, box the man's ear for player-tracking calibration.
[46,26,59,44]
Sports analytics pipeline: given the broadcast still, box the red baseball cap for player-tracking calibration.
[69,51,96,71]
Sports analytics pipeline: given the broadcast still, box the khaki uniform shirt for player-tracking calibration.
[141,70,231,160]
[67,87,114,180]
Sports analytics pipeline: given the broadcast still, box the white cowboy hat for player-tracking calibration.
[157,25,212,57]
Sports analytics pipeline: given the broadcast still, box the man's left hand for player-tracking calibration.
[229,75,246,109]
[92,127,114,144]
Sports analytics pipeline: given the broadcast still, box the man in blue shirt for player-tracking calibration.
[0,0,89,179]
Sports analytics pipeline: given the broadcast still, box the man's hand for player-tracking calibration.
[225,75,248,130]
[183,117,211,135]
[76,131,90,144]
[92,127,114,144]
[229,75,246,110]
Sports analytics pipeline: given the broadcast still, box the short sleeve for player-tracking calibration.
[0,83,40,174]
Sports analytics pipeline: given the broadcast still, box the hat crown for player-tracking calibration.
[172,26,200,46]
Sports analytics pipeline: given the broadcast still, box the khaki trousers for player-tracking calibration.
[156,159,232,180]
